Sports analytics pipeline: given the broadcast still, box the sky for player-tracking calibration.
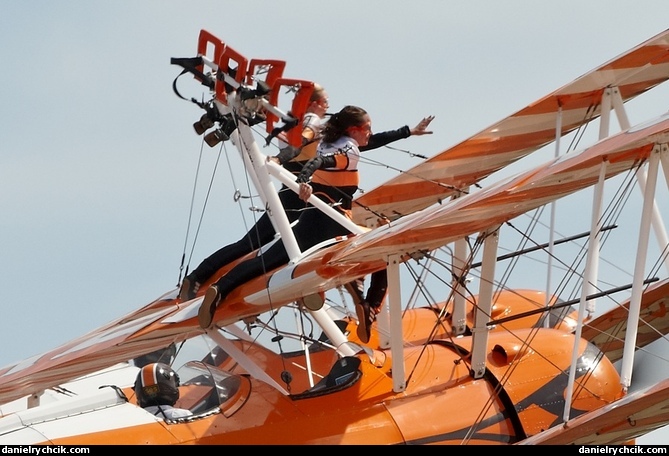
[2,0,669,444]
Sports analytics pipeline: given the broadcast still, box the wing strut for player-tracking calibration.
[543,105,562,326]
[206,329,290,395]
[583,157,607,317]
[564,160,608,422]
[387,254,406,392]
[471,226,500,379]
[451,190,470,336]
[636,162,669,276]
[620,145,663,389]
[606,86,669,276]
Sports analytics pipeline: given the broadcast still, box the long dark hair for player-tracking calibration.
[320,105,368,143]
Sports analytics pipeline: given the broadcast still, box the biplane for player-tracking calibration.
[0,27,668,445]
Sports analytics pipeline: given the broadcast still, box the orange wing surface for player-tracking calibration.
[352,28,669,227]
[0,292,204,405]
[339,113,669,265]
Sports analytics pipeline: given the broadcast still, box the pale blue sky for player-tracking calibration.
[2,0,668,444]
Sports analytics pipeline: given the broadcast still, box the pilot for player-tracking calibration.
[134,362,193,420]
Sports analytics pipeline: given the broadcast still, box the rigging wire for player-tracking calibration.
[355,152,461,194]
[178,136,224,286]
[493,206,547,301]
[403,236,484,386]
[379,143,428,159]
[402,255,442,311]
[177,136,206,285]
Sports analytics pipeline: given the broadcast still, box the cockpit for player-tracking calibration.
[168,361,250,420]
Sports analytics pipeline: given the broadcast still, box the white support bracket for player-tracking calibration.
[563,160,608,422]
[452,237,470,336]
[606,86,669,276]
[450,189,470,336]
[610,86,631,131]
[27,390,44,409]
[207,329,290,395]
[470,226,500,379]
[544,105,563,324]
[620,144,662,389]
[386,254,406,393]
[598,87,613,139]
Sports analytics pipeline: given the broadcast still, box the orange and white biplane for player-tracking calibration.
[1,28,669,445]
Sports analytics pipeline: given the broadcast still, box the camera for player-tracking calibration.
[193,113,216,135]
[203,116,237,147]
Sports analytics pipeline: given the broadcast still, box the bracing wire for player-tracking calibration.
[178,137,225,286]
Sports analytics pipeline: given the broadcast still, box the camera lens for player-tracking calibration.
[204,129,228,147]
[193,114,215,135]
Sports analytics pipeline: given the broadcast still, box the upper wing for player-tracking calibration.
[352,28,669,227]
[337,112,669,266]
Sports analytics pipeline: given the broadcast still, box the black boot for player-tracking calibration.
[179,274,200,301]
[355,300,374,344]
[198,276,234,329]
[198,285,221,329]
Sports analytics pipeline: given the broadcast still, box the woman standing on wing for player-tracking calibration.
[198,105,385,330]
[179,84,329,301]
[180,85,434,303]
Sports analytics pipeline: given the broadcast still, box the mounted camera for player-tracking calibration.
[203,115,237,147]
[193,101,225,136]
[193,113,215,135]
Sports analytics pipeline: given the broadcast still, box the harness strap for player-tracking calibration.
[170,56,216,104]
[170,56,215,89]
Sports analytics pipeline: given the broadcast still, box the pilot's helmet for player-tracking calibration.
[134,362,180,408]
